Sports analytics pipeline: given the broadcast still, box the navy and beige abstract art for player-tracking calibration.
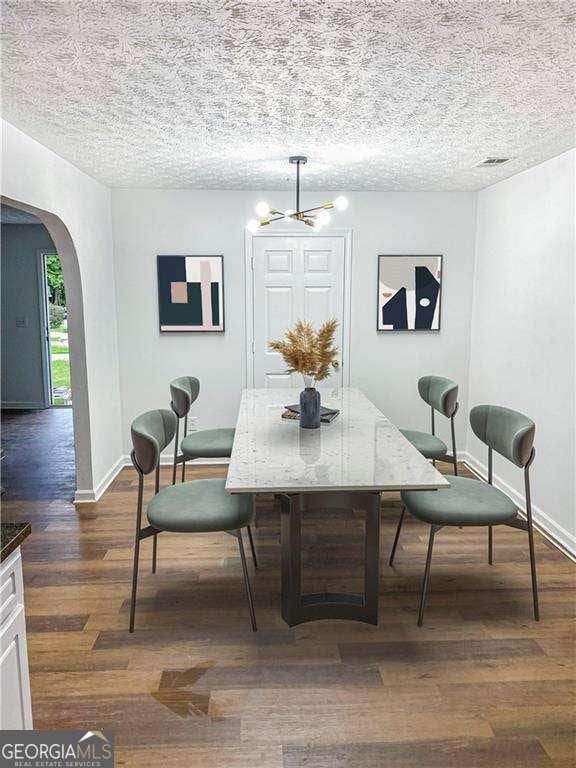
[157,255,224,332]
[377,255,442,331]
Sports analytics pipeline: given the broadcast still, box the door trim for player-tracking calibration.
[37,251,52,408]
[244,228,353,388]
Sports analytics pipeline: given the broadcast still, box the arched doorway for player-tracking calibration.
[1,195,93,497]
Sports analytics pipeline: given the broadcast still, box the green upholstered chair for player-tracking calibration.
[390,404,539,627]
[400,375,459,475]
[170,376,236,484]
[129,409,257,633]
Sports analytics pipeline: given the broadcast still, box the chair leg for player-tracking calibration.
[129,533,141,633]
[450,414,458,476]
[389,507,406,566]
[252,493,258,528]
[417,525,438,627]
[247,524,258,569]
[152,465,160,573]
[129,469,145,633]
[524,456,540,621]
[180,415,188,483]
[488,526,493,565]
[152,532,158,573]
[527,524,540,621]
[237,530,257,631]
[172,417,179,486]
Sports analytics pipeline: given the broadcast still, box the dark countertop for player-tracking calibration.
[1,522,32,562]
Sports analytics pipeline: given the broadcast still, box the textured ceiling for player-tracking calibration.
[1,0,575,190]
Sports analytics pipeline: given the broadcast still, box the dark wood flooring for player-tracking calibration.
[1,408,75,501]
[2,460,575,767]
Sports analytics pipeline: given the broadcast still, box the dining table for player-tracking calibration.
[226,387,449,627]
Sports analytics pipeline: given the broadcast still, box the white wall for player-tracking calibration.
[1,120,123,498]
[112,189,477,456]
[468,149,575,552]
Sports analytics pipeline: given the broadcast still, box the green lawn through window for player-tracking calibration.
[51,359,71,389]
[50,327,71,405]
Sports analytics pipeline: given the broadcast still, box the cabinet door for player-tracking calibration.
[0,604,33,729]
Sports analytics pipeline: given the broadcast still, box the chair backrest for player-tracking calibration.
[470,405,535,468]
[418,375,458,418]
[170,376,200,418]
[131,409,177,474]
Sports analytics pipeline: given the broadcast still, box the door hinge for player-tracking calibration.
[251,256,254,271]
[251,339,255,354]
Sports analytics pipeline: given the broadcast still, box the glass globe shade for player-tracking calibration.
[246,219,260,234]
[334,195,349,211]
[255,201,270,218]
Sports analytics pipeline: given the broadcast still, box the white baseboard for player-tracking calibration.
[74,455,125,504]
[74,454,229,504]
[461,450,576,561]
[73,489,97,503]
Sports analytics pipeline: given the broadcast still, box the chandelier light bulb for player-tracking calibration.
[248,158,348,232]
[255,201,271,217]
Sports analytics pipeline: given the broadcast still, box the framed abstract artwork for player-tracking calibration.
[157,255,225,332]
[377,255,442,331]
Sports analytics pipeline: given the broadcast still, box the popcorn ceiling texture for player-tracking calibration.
[1,0,574,190]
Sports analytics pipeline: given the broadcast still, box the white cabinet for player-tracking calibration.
[0,548,32,729]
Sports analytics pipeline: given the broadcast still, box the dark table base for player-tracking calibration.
[279,491,381,626]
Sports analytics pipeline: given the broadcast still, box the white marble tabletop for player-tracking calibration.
[226,387,450,494]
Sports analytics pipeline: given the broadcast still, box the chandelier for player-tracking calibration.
[246,156,348,234]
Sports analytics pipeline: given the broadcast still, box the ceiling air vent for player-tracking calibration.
[475,157,511,167]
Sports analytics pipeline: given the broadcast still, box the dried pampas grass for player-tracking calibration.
[269,319,340,383]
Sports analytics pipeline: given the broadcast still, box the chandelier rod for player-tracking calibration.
[296,160,301,212]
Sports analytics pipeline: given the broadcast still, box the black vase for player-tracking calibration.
[300,387,321,429]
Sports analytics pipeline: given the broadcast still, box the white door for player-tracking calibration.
[251,234,347,388]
